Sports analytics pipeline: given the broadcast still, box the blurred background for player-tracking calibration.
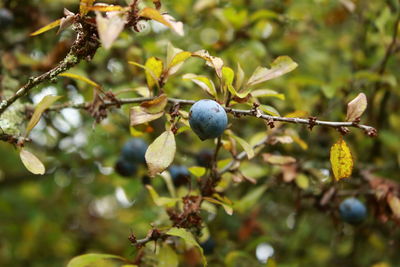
[1,0,399,266]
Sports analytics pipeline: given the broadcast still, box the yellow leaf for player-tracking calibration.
[387,194,400,218]
[26,95,62,136]
[139,7,172,28]
[30,19,62,36]
[88,5,127,12]
[330,138,353,181]
[59,73,102,91]
[80,0,96,16]
[145,57,163,89]
[67,253,125,267]
[188,166,206,177]
[20,149,45,175]
[169,51,192,69]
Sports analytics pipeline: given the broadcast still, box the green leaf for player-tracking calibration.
[188,166,206,177]
[230,135,255,159]
[183,74,217,97]
[295,174,309,189]
[235,62,245,90]
[247,56,298,86]
[251,89,285,100]
[144,57,163,90]
[203,197,233,215]
[145,131,176,177]
[25,95,62,136]
[165,43,191,76]
[145,185,179,207]
[157,244,179,267]
[222,66,237,96]
[234,185,268,213]
[166,227,207,266]
[20,149,45,175]
[259,104,280,116]
[67,253,125,267]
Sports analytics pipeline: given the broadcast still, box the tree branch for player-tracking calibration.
[50,96,378,136]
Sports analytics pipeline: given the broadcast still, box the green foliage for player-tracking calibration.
[1,0,399,266]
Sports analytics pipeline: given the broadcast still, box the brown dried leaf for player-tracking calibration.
[192,50,224,78]
[96,11,126,50]
[140,94,168,114]
[346,93,367,121]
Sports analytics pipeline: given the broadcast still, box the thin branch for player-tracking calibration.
[50,96,377,136]
[0,20,100,117]
[0,133,30,145]
[218,136,269,175]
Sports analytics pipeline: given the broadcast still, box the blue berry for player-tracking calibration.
[196,149,213,168]
[0,9,13,28]
[169,165,190,186]
[114,157,137,177]
[200,238,216,255]
[121,138,148,164]
[339,197,367,225]
[189,100,228,140]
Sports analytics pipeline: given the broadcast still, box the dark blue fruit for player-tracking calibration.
[121,138,148,164]
[169,165,190,186]
[200,238,216,255]
[196,149,214,168]
[0,9,14,28]
[114,157,137,177]
[189,99,228,140]
[339,197,367,225]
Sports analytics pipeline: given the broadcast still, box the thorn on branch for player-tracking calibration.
[338,126,350,135]
[267,118,275,128]
[365,127,378,137]
[308,116,317,131]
